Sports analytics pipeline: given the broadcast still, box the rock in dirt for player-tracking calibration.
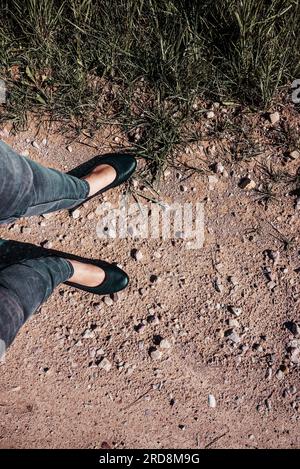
[276,369,284,380]
[225,329,241,344]
[98,357,112,372]
[153,252,162,259]
[150,348,162,360]
[214,162,224,174]
[265,367,272,380]
[208,394,217,408]
[267,280,276,290]
[227,318,240,328]
[110,292,120,302]
[159,338,172,349]
[42,212,54,219]
[103,296,114,306]
[269,250,280,266]
[239,177,256,190]
[206,111,215,119]
[82,329,95,339]
[229,276,239,286]
[208,175,219,190]
[131,249,143,261]
[290,150,300,160]
[32,140,40,149]
[72,209,81,219]
[214,277,223,293]
[228,306,242,316]
[147,315,160,325]
[290,348,300,365]
[136,323,146,334]
[269,111,280,125]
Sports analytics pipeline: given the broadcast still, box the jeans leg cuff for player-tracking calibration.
[60,258,74,280]
[80,178,90,199]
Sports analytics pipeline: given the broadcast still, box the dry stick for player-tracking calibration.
[204,430,229,449]
[122,387,153,411]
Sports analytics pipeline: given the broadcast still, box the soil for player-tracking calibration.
[0,109,299,449]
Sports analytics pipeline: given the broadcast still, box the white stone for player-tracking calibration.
[72,209,81,219]
[98,357,112,372]
[32,140,40,149]
[150,349,162,360]
[159,338,172,350]
[208,394,217,408]
[269,111,280,125]
[206,111,215,119]
[103,296,114,306]
[290,150,300,160]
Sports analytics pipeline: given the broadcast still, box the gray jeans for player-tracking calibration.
[0,140,89,357]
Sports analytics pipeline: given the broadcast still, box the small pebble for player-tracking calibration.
[229,276,239,286]
[72,209,81,219]
[229,306,242,317]
[136,324,146,334]
[208,394,217,408]
[214,162,224,174]
[206,111,215,119]
[32,140,40,149]
[265,368,272,380]
[159,338,172,350]
[267,280,276,290]
[227,318,240,328]
[208,175,218,189]
[150,348,162,360]
[226,329,241,344]
[103,296,114,306]
[82,329,95,339]
[42,212,54,219]
[131,249,143,261]
[276,369,284,380]
[214,277,223,293]
[239,177,256,190]
[290,150,300,160]
[98,357,112,372]
[269,111,280,125]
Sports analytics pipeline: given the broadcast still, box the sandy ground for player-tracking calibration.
[0,114,299,449]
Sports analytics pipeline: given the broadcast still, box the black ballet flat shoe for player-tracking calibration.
[65,259,129,295]
[84,153,137,200]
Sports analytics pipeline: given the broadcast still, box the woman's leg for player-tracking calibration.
[0,140,90,224]
[0,256,73,358]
